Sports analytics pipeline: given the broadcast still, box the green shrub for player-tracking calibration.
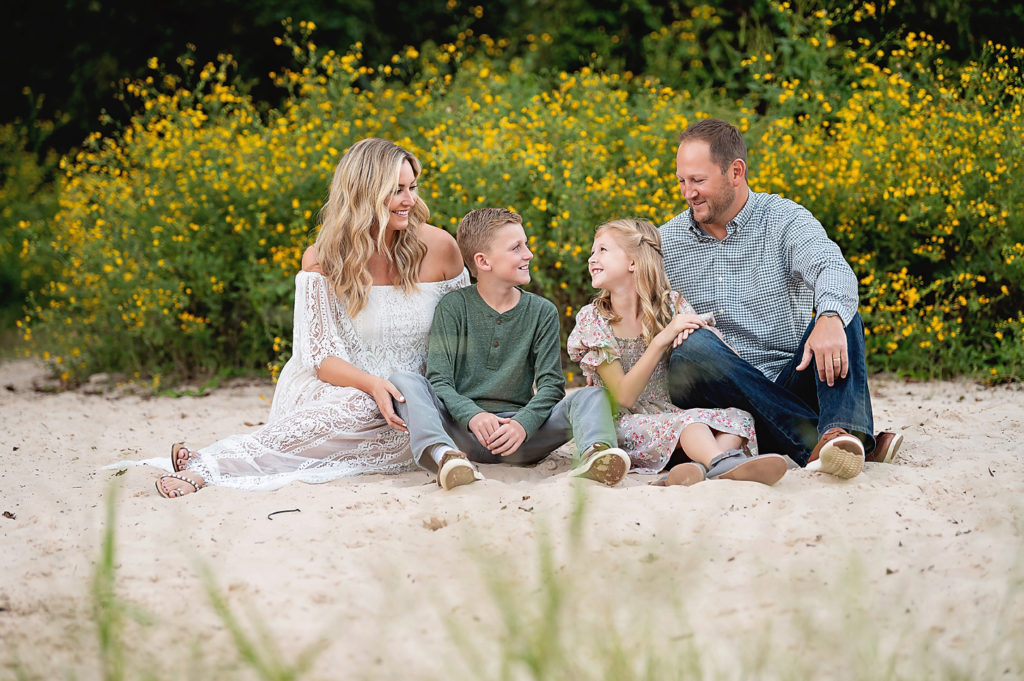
[0,120,60,340]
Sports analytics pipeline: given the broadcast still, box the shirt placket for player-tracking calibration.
[486,313,507,370]
[712,236,728,321]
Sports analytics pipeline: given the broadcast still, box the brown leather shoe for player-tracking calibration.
[866,431,903,464]
[807,427,864,479]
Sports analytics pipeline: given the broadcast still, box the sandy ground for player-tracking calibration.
[2,357,1023,680]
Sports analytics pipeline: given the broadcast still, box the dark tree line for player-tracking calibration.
[3,0,1021,155]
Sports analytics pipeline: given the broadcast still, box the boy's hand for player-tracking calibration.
[488,418,527,456]
[468,412,503,449]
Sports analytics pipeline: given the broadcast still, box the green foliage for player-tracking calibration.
[0,120,60,334]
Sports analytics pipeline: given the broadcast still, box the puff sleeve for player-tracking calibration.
[567,304,620,382]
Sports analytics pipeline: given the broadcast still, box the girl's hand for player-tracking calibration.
[654,313,708,350]
[370,377,407,431]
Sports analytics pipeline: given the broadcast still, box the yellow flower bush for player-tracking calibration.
[19,5,1024,385]
[746,30,1024,379]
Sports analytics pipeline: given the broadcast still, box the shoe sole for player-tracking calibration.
[816,436,865,479]
[570,450,630,486]
[869,433,903,464]
[438,459,482,490]
[663,462,706,487]
[715,455,788,485]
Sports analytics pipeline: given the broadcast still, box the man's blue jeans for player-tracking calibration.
[667,314,874,466]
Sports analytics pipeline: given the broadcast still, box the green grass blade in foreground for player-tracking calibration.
[92,484,126,681]
[437,487,1024,681]
[195,560,329,681]
[443,485,702,681]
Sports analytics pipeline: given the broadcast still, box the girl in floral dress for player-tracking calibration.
[567,218,787,486]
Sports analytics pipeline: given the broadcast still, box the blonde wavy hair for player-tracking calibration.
[315,138,429,316]
[592,218,677,344]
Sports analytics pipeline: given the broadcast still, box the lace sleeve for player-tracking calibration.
[567,304,620,381]
[292,271,360,372]
[437,268,471,295]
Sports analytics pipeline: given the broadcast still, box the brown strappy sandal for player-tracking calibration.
[155,472,204,498]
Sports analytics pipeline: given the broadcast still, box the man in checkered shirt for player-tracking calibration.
[661,118,902,479]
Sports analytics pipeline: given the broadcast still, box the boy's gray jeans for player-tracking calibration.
[388,371,617,472]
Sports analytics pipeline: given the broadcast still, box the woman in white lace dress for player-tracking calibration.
[156,138,468,497]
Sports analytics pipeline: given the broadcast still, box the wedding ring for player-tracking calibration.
[832,356,842,364]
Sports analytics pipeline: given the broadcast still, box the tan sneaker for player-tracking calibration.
[807,428,865,479]
[570,444,630,486]
[437,451,483,490]
[866,431,903,464]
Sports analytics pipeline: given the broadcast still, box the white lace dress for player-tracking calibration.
[185,268,470,491]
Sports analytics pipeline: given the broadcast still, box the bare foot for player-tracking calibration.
[171,443,193,472]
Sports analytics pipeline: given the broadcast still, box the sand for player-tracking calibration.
[2,357,1023,680]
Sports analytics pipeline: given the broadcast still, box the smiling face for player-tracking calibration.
[385,159,418,233]
[588,231,634,291]
[675,140,745,236]
[478,222,533,286]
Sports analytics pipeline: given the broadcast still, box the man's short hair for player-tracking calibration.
[679,118,747,174]
[456,208,523,276]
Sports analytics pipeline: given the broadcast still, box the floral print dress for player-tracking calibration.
[567,292,758,473]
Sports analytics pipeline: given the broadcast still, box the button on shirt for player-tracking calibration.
[659,189,859,381]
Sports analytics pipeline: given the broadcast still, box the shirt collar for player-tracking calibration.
[685,187,754,240]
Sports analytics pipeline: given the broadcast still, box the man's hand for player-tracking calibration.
[468,412,503,449]
[796,315,848,386]
[371,377,407,431]
[487,418,527,456]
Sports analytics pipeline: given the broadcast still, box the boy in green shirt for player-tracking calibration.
[389,208,629,489]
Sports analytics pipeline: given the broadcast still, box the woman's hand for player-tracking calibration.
[369,377,407,431]
[653,313,708,350]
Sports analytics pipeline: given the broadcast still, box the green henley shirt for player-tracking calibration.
[426,285,566,437]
